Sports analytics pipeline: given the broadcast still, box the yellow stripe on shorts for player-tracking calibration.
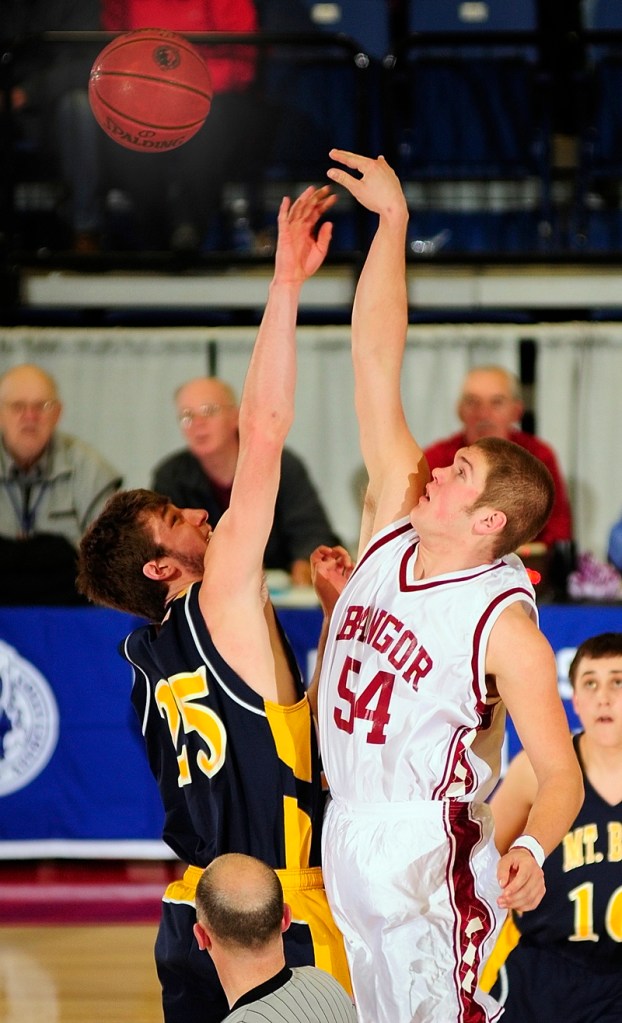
[479,913,521,993]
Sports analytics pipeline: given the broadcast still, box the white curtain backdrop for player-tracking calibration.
[0,322,619,558]
[536,325,622,564]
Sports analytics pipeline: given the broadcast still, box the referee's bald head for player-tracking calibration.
[196,853,285,950]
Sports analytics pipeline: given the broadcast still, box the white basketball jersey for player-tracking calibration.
[318,517,537,806]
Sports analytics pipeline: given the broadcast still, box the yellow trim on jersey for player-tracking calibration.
[283,794,312,869]
[264,697,314,870]
[479,914,521,993]
[264,697,313,782]
[162,864,351,997]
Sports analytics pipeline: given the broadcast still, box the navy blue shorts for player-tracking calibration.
[490,943,622,1023]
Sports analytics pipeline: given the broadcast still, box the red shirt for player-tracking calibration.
[102,0,258,93]
[423,429,573,547]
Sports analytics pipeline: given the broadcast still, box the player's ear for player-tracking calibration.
[473,508,506,535]
[281,903,292,934]
[193,921,212,952]
[143,557,175,582]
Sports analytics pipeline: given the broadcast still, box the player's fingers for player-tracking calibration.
[496,860,512,889]
[326,167,363,196]
[311,545,335,560]
[287,186,315,221]
[315,191,338,216]
[501,880,545,912]
[314,220,333,256]
[498,867,545,909]
[289,187,334,229]
[301,195,336,232]
[294,184,330,206]
[278,196,292,220]
[329,148,370,170]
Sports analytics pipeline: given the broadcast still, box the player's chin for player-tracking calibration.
[409,502,425,526]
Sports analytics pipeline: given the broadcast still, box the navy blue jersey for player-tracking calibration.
[515,733,622,972]
[122,583,323,870]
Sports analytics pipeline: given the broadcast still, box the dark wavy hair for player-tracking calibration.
[77,489,170,622]
[569,633,622,688]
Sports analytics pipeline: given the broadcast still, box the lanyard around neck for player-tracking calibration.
[3,478,49,538]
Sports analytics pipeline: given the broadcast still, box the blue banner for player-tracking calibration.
[0,602,620,854]
[0,607,164,854]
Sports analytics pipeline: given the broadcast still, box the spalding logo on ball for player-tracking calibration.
[89,29,213,152]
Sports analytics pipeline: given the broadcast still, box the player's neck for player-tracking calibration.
[414,538,494,579]
[219,948,286,1008]
[165,575,202,607]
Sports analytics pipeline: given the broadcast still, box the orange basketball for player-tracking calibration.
[89,29,212,152]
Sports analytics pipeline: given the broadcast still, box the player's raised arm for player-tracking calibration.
[200,186,335,608]
[327,150,429,551]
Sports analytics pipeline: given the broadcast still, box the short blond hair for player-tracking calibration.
[469,437,554,558]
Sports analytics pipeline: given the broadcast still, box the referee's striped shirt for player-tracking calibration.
[226,965,357,1022]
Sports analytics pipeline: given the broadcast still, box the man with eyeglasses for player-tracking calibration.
[0,363,121,604]
[152,376,341,587]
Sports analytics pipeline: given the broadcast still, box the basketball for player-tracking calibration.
[88,29,213,152]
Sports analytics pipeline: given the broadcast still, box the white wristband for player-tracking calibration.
[510,835,545,868]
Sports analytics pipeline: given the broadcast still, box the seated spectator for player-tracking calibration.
[481,631,622,1022]
[424,365,573,549]
[100,0,269,252]
[1,0,104,252]
[0,364,121,604]
[151,376,341,586]
[193,853,357,1022]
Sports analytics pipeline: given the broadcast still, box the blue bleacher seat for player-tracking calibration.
[583,0,622,30]
[408,0,537,33]
[387,0,552,256]
[573,0,622,251]
[246,1,390,253]
[298,0,390,60]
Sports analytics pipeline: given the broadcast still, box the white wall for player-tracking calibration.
[1,322,620,560]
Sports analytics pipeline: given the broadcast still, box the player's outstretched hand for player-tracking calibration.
[275,185,336,284]
[311,544,354,617]
[327,149,408,219]
[496,847,546,912]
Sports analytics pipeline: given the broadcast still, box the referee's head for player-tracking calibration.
[194,853,291,961]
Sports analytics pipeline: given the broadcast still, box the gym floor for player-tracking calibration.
[0,859,181,1022]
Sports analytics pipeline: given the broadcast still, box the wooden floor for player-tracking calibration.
[0,924,162,1022]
